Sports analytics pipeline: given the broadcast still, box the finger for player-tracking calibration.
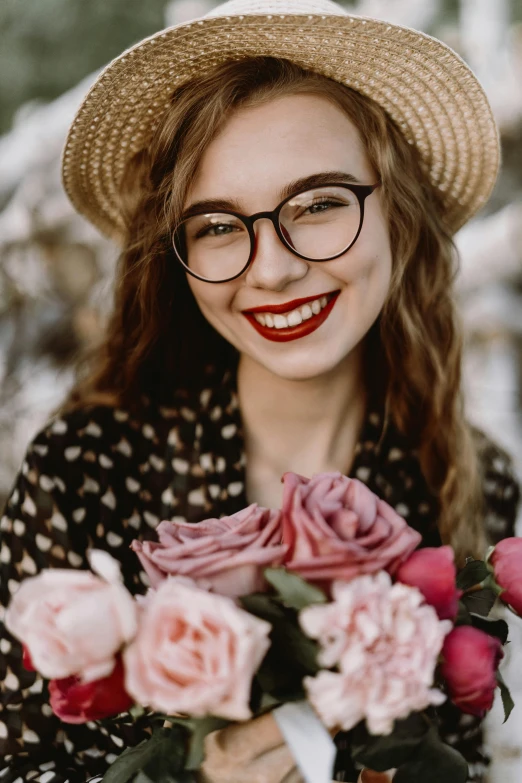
[248,744,298,783]
[200,741,295,783]
[214,712,285,762]
[359,770,393,782]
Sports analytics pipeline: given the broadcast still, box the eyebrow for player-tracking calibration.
[182,171,361,218]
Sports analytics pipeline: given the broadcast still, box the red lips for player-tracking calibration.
[243,291,340,343]
[243,291,335,316]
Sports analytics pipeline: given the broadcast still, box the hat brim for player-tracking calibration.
[62,13,500,241]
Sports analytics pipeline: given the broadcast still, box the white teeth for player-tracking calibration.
[274,314,289,329]
[287,310,303,327]
[252,294,332,329]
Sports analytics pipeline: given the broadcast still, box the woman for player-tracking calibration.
[0,1,520,781]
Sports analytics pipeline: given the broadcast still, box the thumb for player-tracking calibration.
[357,771,394,782]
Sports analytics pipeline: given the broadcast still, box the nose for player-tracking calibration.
[243,218,309,291]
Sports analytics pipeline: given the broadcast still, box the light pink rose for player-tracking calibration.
[5,550,138,682]
[300,572,452,735]
[131,504,286,597]
[282,472,421,588]
[123,578,271,720]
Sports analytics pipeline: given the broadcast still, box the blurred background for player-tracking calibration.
[0,0,521,779]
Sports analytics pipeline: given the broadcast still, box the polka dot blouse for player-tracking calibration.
[0,369,520,783]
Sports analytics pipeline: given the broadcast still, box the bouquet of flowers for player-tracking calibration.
[6,472,520,783]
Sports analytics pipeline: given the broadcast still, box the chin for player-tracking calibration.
[252,349,350,382]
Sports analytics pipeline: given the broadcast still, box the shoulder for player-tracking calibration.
[472,428,521,542]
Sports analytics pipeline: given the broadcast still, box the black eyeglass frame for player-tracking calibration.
[172,181,381,284]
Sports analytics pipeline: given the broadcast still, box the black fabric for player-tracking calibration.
[0,369,520,782]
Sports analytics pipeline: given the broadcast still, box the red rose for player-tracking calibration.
[490,538,522,616]
[22,645,35,672]
[49,657,133,724]
[281,472,421,590]
[395,546,462,620]
[440,626,503,717]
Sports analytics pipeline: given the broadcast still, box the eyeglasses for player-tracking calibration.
[172,182,381,284]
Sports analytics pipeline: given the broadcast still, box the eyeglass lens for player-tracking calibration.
[173,185,362,282]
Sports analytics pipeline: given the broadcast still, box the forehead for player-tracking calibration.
[186,93,373,208]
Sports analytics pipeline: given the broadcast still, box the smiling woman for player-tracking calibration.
[0,1,520,782]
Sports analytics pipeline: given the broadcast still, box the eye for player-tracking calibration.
[305,198,346,215]
[196,222,241,239]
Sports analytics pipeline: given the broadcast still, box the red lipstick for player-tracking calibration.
[243,291,340,343]
[244,291,334,316]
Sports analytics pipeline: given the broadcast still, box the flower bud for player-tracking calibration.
[490,538,522,617]
[440,625,503,717]
[395,546,461,620]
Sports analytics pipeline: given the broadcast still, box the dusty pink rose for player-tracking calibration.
[124,578,271,720]
[396,546,462,620]
[490,538,522,616]
[5,550,137,681]
[440,625,503,717]
[131,504,286,597]
[49,656,133,724]
[300,572,451,735]
[282,472,421,588]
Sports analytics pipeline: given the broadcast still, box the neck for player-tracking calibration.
[237,344,367,481]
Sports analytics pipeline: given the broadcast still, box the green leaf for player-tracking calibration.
[393,728,468,783]
[167,716,230,770]
[264,568,327,610]
[455,600,472,626]
[102,727,188,783]
[461,587,496,617]
[456,560,489,591]
[497,670,515,723]
[470,613,509,644]
[350,713,430,772]
[239,593,287,623]
[241,593,320,701]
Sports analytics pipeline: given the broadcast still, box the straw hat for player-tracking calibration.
[62,0,500,241]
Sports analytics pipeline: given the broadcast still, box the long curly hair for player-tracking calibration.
[62,57,486,562]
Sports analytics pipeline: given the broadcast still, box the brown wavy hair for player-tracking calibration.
[62,57,486,562]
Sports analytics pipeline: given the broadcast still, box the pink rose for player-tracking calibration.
[5,551,137,681]
[440,625,503,717]
[300,573,451,735]
[124,578,271,720]
[395,546,462,620]
[282,472,421,588]
[131,504,286,597]
[49,657,133,724]
[490,538,522,616]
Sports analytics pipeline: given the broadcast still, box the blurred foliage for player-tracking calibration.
[0,0,169,134]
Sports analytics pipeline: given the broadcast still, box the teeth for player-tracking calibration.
[274,314,289,329]
[253,294,332,329]
[287,310,303,327]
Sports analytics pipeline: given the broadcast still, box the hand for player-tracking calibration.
[198,711,301,783]
[198,710,394,783]
[357,771,394,782]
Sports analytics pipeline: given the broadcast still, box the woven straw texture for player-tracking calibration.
[61,0,500,241]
